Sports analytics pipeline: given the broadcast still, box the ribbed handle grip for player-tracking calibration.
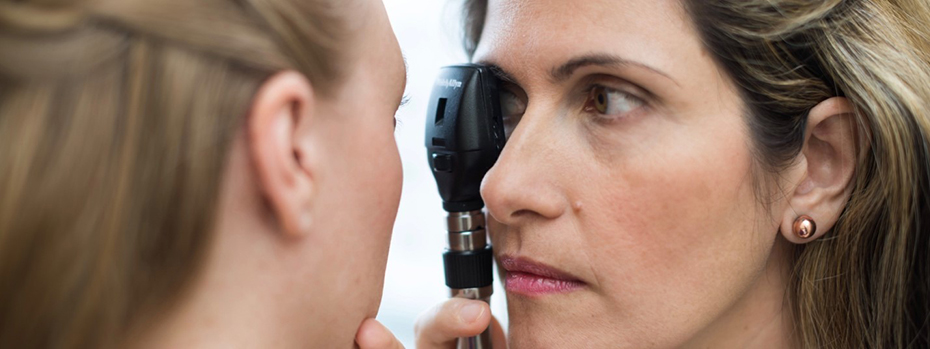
[443,245,493,289]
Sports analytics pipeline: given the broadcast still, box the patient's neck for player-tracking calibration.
[129,229,322,349]
[131,285,293,348]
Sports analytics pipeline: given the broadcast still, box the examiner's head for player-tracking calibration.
[0,0,405,347]
[461,0,930,347]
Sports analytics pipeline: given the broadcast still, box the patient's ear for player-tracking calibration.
[780,97,860,244]
[247,71,316,238]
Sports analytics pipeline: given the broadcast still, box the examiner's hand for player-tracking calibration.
[355,298,506,349]
[414,298,506,349]
[356,318,405,349]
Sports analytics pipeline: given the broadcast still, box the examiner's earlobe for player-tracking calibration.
[247,71,317,238]
[780,97,861,244]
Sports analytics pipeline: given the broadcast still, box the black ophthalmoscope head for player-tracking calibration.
[425,64,506,213]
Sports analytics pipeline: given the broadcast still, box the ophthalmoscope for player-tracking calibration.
[425,64,506,349]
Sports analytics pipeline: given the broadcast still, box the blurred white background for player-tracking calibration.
[378,0,509,346]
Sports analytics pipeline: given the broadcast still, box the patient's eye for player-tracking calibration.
[585,85,644,120]
[500,88,526,139]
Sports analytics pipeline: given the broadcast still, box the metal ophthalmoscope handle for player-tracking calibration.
[426,64,505,349]
[445,210,493,349]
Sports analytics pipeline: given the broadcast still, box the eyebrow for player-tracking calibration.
[481,53,678,87]
[551,53,677,85]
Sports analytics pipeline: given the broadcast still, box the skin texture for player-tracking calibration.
[134,1,406,348]
[359,0,859,347]
[464,0,855,348]
[473,1,779,347]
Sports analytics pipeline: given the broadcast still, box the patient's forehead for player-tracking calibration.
[328,0,405,107]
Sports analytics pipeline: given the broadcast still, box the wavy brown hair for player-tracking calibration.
[0,0,355,347]
[461,0,930,347]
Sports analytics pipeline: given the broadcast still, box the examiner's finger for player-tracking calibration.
[414,298,492,349]
[356,318,405,349]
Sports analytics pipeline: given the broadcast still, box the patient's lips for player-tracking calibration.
[501,256,586,296]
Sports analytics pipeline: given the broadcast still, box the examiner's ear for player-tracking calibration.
[780,97,860,244]
[247,71,316,238]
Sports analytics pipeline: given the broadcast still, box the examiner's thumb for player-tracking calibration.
[356,318,405,349]
[415,298,501,348]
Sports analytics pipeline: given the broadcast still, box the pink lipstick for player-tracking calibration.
[501,257,585,296]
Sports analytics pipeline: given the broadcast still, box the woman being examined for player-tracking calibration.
[0,0,405,348]
[361,0,930,347]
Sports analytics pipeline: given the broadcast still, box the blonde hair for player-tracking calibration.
[0,0,355,347]
[461,0,930,346]
[683,1,930,346]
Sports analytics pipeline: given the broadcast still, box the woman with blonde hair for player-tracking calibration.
[362,0,930,347]
[0,0,406,347]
